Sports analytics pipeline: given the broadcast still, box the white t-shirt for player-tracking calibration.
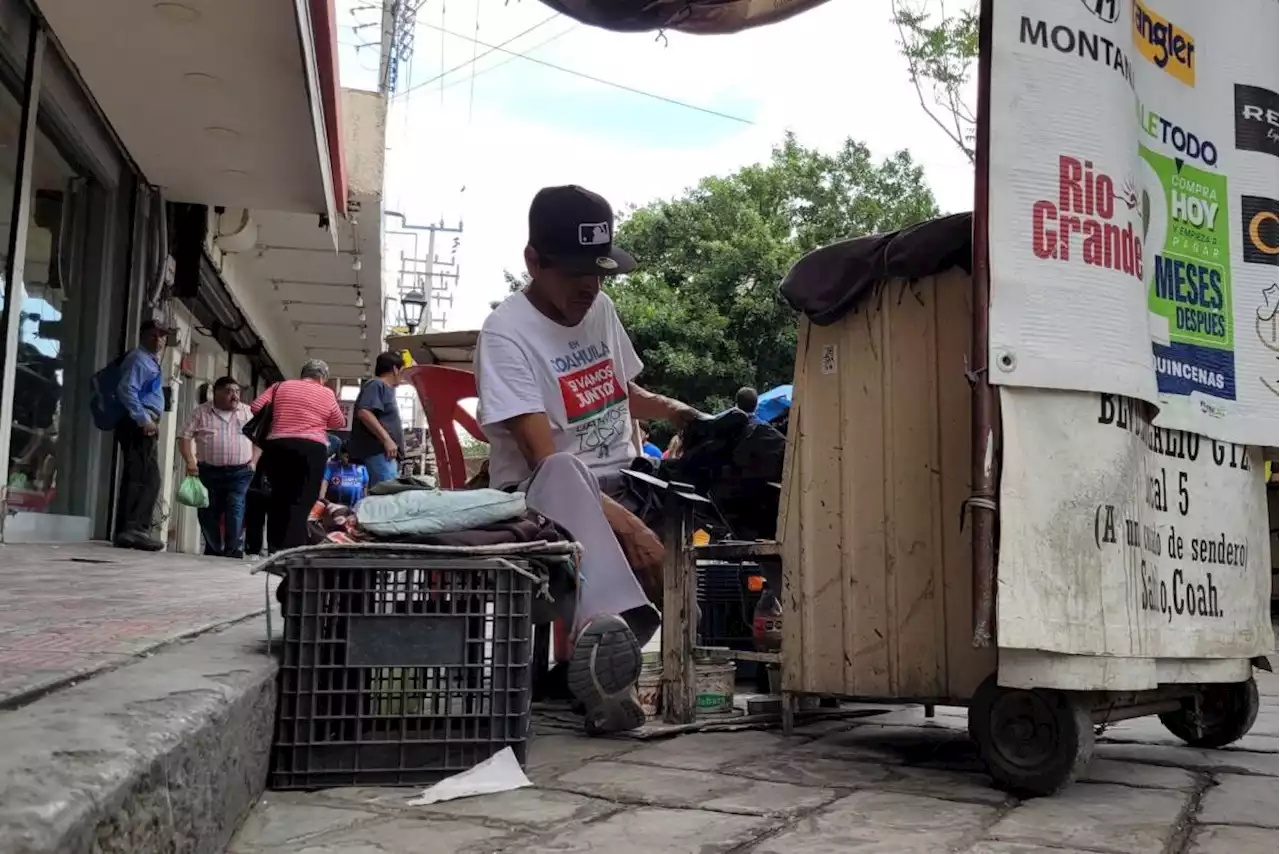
[476,291,643,489]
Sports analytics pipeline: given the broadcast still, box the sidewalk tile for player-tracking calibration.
[986,783,1188,854]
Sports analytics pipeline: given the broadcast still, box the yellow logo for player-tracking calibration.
[1132,0,1195,87]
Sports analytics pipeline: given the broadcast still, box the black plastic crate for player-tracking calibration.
[696,561,770,648]
[270,551,535,790]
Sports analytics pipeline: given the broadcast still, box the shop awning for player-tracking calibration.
[37,0,345,220]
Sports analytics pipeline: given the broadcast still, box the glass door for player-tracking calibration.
[5,133,96,523]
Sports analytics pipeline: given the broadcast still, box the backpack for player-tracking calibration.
[89,353,127,430]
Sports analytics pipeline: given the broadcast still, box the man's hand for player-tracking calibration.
[185,462,199,476]
[668,402,703,431]
[382,438,399,459]
[140,420,159,437]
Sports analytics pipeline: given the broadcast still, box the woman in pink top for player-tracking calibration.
[250,359,346,551]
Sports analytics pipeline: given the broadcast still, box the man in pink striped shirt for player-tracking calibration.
[178,377,258,558]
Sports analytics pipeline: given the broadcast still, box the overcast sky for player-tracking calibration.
[339,0,976,332]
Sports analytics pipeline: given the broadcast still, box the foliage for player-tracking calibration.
[493,133,940,419]
[459,433,490,458]
[891,0,980,163]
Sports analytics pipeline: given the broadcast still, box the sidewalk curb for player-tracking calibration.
[0,620,277,854]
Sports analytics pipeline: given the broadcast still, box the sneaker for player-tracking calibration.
[113,530,164,552]
[567,614,645,735]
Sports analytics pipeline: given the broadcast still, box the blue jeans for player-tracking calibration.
[197,463,254,557]
[362,452,399,487]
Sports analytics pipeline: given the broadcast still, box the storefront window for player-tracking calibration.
[4,122,101,517]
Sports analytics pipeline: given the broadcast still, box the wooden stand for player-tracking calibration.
[658,506,785,724]
[660,490,699,724]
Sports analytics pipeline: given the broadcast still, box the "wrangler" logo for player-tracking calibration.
[1132,0,1195,87]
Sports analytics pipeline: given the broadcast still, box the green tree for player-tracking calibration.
[607,133,939,414]
[459,433,490,458]
[891,0,980,163]
[494,134,939,419]
[489,271,529,310]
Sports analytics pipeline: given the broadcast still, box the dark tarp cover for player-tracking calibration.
[535,0,832,34]
[780,212,973,326]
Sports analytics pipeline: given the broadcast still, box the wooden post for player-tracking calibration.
[661,494,698,724]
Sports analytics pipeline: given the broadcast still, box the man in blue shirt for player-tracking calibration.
[348,352,404,487]
[113,319,170,551]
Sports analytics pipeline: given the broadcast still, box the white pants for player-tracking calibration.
[519,454,656,643]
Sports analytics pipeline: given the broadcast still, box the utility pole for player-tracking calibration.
[385,213,462,333]
[384,211,463,479]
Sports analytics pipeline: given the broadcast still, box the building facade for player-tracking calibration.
[0,0,387,548]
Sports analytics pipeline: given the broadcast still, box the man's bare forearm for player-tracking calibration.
[504,412,557,470]
[178,437,198,470]
[628,382,698,426]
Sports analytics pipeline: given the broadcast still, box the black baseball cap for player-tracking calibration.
[528,185,636,276]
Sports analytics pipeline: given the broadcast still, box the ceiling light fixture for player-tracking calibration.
[360,329,368,341]
[354,293,365,308]
[352,258,362,272]
[358,311,367,323]
[154,2,201,23]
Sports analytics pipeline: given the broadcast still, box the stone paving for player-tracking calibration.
[229,669,1279,854]
[0,542,270,706]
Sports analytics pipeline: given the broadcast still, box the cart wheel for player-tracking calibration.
[969,676,1094,797]
[1159,678,1259,749]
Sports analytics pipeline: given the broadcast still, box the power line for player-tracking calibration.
[419,20,756,125]
[466,0,481,122]
[438,24,577,92]
[438,1,446,109]
[393,14,560,100]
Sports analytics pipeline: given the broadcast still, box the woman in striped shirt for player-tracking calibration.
[250,359,346,551]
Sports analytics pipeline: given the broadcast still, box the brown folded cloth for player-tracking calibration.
[390,510,567,548]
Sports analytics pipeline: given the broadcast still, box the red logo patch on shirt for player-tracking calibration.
[558,359,627,423]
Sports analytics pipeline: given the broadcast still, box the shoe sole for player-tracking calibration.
[566,615,645,735]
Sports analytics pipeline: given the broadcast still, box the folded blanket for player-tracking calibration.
[356,488,527,537]
[380,511,566,547]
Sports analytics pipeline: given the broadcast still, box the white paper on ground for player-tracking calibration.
[405,747,532,806]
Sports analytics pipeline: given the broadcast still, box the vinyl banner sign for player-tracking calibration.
[998,387,1275,659]
[988,0,1278,447]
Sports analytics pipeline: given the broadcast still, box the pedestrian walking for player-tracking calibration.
[177,376,257,557]
[110,318,172,551]
[249,359,346,552]
[242,469,269,557]
[347,352,405,487]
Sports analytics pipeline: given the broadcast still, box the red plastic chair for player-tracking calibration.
[404,364,572,663]
[403,365,486,488]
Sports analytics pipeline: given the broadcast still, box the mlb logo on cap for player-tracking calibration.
[578,222,610,246]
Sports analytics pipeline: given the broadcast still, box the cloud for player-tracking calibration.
[363,0,976,331]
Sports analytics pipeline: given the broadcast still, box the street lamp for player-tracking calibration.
[401,290,427,333]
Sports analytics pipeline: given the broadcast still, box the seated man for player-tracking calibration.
[476,184,700,734]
